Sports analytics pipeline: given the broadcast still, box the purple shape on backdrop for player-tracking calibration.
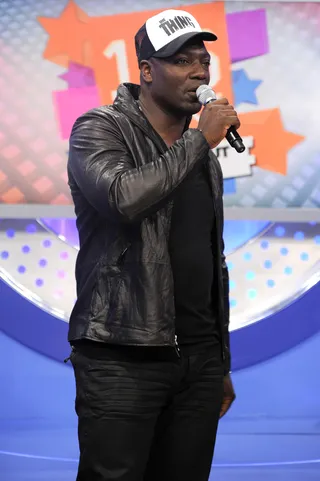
[59,62,96,88]
[26,223,37,233]
[53,85,100,140]
[43,239,52,248]
[6,229,15,238]
[226,9,269,63]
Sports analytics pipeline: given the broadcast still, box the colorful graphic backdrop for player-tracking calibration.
[0,1,319,208]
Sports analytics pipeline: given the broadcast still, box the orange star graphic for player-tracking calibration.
[239,108,304,175]
[83,4,230,105]
[40,1,232,106]
[38,0,91,68]
[38,1,304,179]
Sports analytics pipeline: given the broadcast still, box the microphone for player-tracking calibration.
[196,85,245,154]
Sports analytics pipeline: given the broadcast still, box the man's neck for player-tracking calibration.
[138,93,187,148]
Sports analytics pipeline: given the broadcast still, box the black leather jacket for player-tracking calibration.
[67,83,231,374]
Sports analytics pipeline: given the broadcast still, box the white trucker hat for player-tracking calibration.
[135,9,217,63]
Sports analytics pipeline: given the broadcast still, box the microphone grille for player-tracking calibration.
[196,85,217,105]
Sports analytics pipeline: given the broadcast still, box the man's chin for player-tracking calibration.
[185,102,202,116]
[171,100,202,118]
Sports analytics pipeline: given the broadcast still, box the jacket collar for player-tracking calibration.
[113,83,192,149]
[113,83,149,131]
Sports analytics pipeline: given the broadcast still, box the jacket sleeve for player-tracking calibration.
[67,108,210,223]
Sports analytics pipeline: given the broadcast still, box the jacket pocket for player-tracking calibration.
[91,244,131,319]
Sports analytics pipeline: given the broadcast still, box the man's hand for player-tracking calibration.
[198,98,240,149]
[220,373,236,418]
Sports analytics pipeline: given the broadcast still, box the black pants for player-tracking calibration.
[71,342,224,481]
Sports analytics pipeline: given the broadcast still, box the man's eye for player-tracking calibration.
[175,58,189,65]
[203,61,211,68]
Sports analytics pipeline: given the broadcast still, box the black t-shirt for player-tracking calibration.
[169,163,220,350]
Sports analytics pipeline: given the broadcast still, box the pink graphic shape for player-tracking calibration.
[226,9,269,63]
[59,62,96,88]
[53,85,100,140]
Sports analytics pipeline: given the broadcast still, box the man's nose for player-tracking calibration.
[190,62,208,80]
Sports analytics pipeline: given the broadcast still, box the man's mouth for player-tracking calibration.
[188,85,206,96]
[189,83,208,93]
[187,89,201,100]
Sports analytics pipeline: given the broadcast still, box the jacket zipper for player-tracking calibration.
[117,245,130,265]
[174,334,181,358]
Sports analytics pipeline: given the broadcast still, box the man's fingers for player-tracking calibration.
[219,396,235,418]
[224,115,241,129]
[212,97,229,105]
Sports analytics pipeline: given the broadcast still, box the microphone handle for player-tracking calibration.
[205,99,245,154]
[226,127,246,154]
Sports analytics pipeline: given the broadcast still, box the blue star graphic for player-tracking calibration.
[232,69,262,106]
[224,178,237,194]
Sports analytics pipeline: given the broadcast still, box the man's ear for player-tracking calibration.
[140,60,153,84]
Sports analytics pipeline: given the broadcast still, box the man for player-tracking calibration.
[67,8,238,481]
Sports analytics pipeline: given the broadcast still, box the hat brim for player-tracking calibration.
[152,31,217,59]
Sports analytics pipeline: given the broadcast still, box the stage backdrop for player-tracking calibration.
[0,0,319,209]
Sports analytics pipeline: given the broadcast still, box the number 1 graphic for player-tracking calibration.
[104,40,131,100]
